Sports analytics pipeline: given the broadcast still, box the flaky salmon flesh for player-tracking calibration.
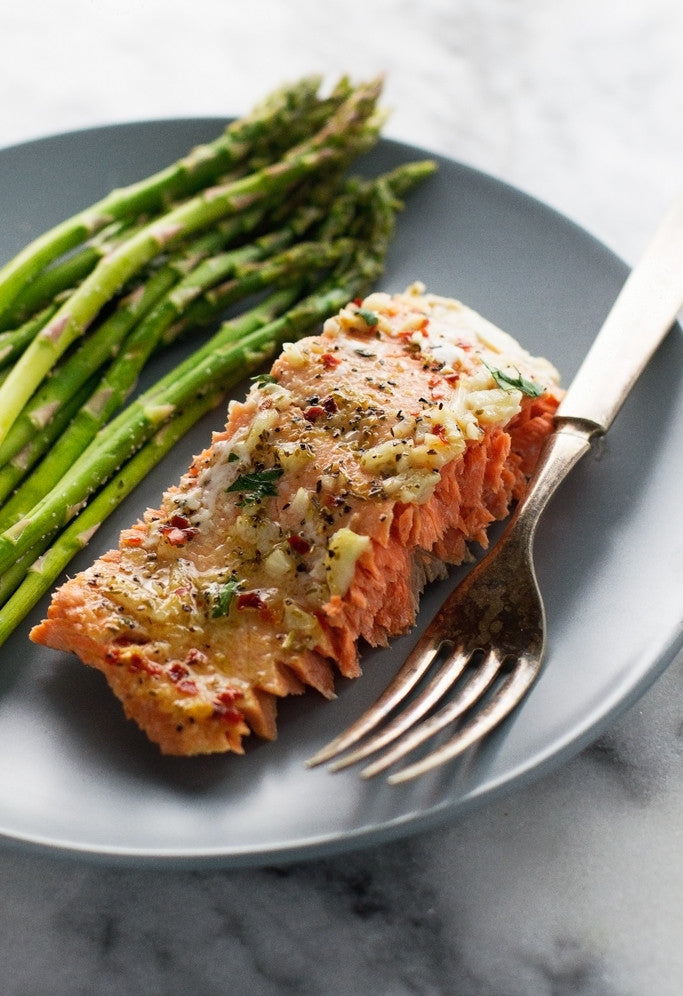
[30,284,562,755]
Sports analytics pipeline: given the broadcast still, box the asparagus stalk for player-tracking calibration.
[0,75,328,323]
[0,204,270,473]
[0,268,179,472]
[0,544,38,610]
[0,246,100,335]
[0,303,62,371]
[158,235,354,342]
[0,219,140,334]
[0,376,100,511]
[0,79,384,447]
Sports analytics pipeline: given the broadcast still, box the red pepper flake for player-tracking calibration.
[176,678,199,696]
[217,688,241,705]
[122,533,144,548]
[212,689,244,725]
[287,533,311,555]
[160,513,199,547]
[169,662,189,683]
[161,527,191,546]
[304,396,337,422]
[127,652,145,672]
[169,650,207,688]
[213,703,244,725]
[320,352,341,369]
[445,372,461,386]
[303,405,326,423]
[126,652,161,676]
[431,423,449,442]
[237,591,266,611]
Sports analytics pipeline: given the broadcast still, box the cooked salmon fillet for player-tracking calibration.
[31,284,562,755]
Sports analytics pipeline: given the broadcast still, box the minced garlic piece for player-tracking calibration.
[275,441,315,473]
[465,387,523,425]
[264,547,294,579]
[281,601,326,651]
[325,527,371,597]
[281,341,308,368]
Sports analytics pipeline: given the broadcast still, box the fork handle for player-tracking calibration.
[556,193,683,433]
[514,194,683,540]
[511,424,593,544]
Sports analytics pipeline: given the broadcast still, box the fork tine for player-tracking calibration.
[386,653,541,784]
[326,645,474,772]
[306,630,444,767]
[359,649,504,779]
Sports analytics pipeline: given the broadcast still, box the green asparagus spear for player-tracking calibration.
[0,203,272,474]
[0,76,327,323]
[0,304,62,371]
[0,79,384,447]
[0,376,101,512]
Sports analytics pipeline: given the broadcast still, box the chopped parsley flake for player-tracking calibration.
[210,579,242,618]
[486,363,543,398]
[226,467,284,504]
[356,308,379,327]
[251,373,278,386]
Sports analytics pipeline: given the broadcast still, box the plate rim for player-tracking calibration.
[0,117,681,868]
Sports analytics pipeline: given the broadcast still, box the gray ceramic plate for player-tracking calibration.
[0,121,681,867]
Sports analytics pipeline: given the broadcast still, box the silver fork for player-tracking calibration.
[308,194,683,784]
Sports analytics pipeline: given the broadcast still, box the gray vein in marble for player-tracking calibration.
[585,657,683,804]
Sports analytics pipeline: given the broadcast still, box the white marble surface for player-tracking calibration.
[1,1,682,992]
